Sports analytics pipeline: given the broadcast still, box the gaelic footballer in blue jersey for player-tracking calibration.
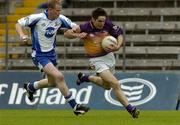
[64,7,140,118]
[15,0,89,115]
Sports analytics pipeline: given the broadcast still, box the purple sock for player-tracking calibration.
[81,75,90,82]
[126,104,135,112]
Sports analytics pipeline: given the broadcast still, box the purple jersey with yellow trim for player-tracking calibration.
[80,19,123,57]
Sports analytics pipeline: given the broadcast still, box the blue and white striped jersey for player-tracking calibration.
[18,10,76,52]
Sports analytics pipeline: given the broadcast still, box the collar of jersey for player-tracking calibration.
[44,10,48,18]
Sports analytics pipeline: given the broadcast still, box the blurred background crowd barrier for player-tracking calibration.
[0,0,180,72]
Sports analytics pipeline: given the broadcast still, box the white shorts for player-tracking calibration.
[89,52,116,74]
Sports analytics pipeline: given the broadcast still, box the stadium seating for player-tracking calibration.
[0,0,180,71]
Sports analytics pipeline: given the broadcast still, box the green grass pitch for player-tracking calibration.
[0,110,180,125]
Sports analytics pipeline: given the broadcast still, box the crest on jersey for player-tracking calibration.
[113,25,118,30]
[45,27,55,38]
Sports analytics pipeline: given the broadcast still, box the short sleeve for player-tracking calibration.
[79,22,90,33]
[107,20,123,38]
[18,13,42,27]
[59,15,77,29]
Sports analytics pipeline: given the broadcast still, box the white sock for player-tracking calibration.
[33,81,39,90]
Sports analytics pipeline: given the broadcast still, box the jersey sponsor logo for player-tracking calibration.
[55,21,59,27]
[41,23,46,27]
[45,27,55,38]
[104,78,157,106]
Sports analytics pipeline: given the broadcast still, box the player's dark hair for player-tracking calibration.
[92,8,107,20]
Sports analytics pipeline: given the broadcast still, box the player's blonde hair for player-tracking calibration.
[47,0,61,9]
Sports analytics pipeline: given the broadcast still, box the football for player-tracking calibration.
[101,36,117,50]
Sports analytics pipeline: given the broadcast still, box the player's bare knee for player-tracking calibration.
[110,81,120,89]
[54,74,65,82]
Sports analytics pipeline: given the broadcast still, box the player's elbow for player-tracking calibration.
[15,23,22,31]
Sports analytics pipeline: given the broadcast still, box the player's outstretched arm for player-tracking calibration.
[64,25,87,39]
[15,23,29,42]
